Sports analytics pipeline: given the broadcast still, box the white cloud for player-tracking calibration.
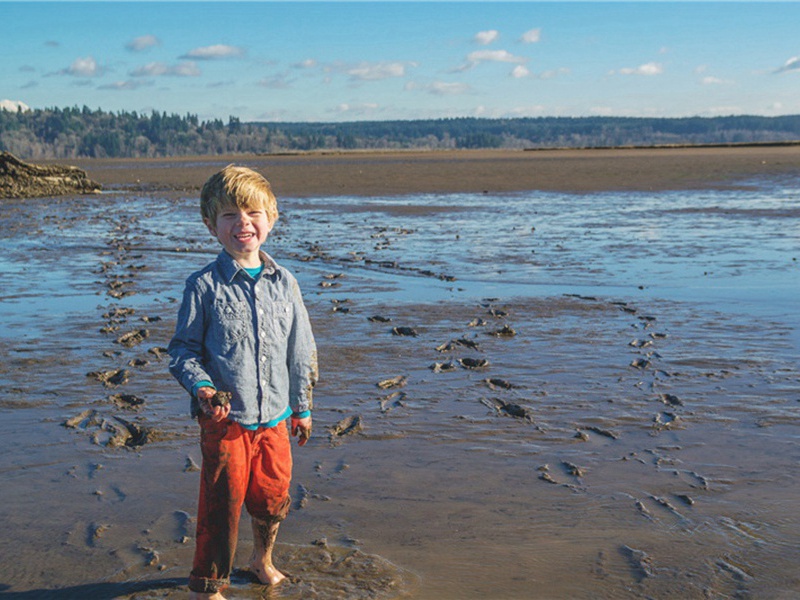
[539,67,570,80]
[474,104,545,118]
[775,56,800,74]
[182,45,244,60]
[347,61,414,81]
[520,28,541,44]
[334,102,380,116]
[703,105,742,116]
[293,58,318,69]
[475,30,499,45]
[405,80,470,95]
[455,49,527,72]
[0,99,30,112]
[258,73,294,89]
[468,49,526,65]
[589,106,615,116]
[65,56,103,77]
[511,65,531,79]
[613,62,663,76]
[130,61,201,77]
[126,35,161,52]
[98,80,151,91]
[506,105,546,117]
[701,76,733,85]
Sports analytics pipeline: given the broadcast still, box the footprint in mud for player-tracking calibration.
[328,415,364,447]
[458,357,489,370]
[536,463,584,491]
[575,426,620,441]
[376,375,406,390]
[368,315,392,323]
[489,324,516,338]
[116,328,150,348]
[620,544,654,582]
[222,543,417,600]
[480,397,534,422]
[436,337,480,352]
[109,393,145,411]
[148,346,169,359]
[429,360,457,373]
[294,483,332,509]
[378,390,407,413]
[87,368,130,388]
[391,326,418,337]
[483,377,516,391]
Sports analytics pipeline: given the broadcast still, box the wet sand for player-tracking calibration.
[1,148,799,599]
[70,145,800,197]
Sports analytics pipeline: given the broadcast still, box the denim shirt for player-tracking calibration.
[168,250,318,426]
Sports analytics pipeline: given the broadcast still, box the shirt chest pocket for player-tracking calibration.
[211,300,249,348]
[270,301,294,339]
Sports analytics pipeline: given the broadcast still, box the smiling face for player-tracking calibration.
[205,203,273,268]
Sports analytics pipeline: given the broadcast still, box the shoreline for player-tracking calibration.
[68,145,800,198]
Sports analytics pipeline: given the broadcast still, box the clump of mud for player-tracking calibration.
[63,409,168,448]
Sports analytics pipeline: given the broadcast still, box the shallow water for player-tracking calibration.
[0,178,798,599]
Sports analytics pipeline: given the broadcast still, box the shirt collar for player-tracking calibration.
[217,250,279,283]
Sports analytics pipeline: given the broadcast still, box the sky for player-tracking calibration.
[2,2,799,123]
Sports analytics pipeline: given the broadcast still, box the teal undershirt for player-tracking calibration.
[191,262,311,428]
[243,264,263,278]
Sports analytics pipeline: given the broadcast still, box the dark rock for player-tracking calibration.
[0,152,101,198]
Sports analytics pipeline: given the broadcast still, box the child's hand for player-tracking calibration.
[197,386,230,422]
[291,416,312,446]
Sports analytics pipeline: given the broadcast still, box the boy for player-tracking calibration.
[168,165,318,599]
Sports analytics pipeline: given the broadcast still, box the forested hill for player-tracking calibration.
[2,106,800,160]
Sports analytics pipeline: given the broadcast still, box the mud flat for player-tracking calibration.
[69,145,800,197]
[0,151,798,599]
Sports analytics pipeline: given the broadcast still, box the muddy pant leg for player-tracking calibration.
[189,417,252,594]
[245,421,293,522]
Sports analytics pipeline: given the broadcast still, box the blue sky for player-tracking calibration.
[2,2,799,122]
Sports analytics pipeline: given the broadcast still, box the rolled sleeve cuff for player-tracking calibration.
[191,380,215,397]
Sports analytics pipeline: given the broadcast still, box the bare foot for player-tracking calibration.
[248,559,286,586]
[188,591,227,600]
[249,516,286,587]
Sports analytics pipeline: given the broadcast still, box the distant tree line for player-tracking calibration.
[2,105,800,160]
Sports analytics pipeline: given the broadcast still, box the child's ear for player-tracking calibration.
[204,218,217,237]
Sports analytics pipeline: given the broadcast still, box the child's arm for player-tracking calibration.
[286,278,319,417]
[168,279,216,401]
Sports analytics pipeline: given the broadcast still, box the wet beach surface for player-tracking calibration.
[1,152,799,599]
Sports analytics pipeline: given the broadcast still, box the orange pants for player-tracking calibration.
[189,415,293,594]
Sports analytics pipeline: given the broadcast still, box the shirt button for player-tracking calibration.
[258,308,264,316]
[260,355,267,362]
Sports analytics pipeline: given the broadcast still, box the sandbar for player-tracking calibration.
[70,145,800,197]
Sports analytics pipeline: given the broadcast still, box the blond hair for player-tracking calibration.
[200,165,278,225]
